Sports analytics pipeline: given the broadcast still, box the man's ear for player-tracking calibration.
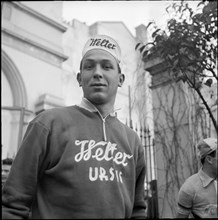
[206,155,213,164]
[77,72,82,87]
[118,73,125,87]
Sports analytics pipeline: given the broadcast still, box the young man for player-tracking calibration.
[2,35,146,219]
[176,138,217,218]
[2,157,13,187]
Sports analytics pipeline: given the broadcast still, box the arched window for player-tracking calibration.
[1,50,34,159]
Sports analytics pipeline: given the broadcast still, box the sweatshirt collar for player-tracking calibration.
[198,168,215,188]
[77,98,120,117]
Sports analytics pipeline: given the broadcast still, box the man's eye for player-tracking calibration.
[84,64,93,70]
[103,65,113,70]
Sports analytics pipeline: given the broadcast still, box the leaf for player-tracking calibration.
[135,43,142,50]
[204,78,213,87]
[152,29,161,38]
[197,1,205,8]
[143,42,155,48]
[142,50,149,58]
[139,45,146,53]
[147,21,154,29]
[155,35,164,44]
[168,19,176,28]
[181,75,187,82]
[166,5,171,13]
[172,59,179,68]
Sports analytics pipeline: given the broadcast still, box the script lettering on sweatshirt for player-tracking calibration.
[75,140,133,183]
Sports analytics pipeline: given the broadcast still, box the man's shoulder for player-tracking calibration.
[116,119,138,135]
[180,173,201,191]
[184,173,200,184]
[31,106,78,124]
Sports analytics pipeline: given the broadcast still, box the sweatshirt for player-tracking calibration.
[2,98,146,219]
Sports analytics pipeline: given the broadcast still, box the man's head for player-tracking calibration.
[2,158,13,185]
[196,138,217,177]
[77,35,125,106]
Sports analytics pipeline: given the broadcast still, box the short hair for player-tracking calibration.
[200,149,216,164]
[2,158,13,165]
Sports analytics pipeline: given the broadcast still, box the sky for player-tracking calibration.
[62,1,200,36]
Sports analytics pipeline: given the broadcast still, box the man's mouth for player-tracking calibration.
[91,83,106,87]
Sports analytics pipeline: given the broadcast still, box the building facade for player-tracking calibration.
[143,56,217,218]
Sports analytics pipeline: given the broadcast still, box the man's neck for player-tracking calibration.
[92,102,114,118]
[83,98,115,118]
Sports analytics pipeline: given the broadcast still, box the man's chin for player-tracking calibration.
[87,95,107,105]
[2,177,7,182]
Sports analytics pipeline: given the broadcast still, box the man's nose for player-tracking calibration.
[2,171,7,176]
[93,65,103,78]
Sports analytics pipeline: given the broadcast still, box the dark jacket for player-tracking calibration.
[2,99,146,219]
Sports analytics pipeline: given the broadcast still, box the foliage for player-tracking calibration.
[136,0,217,132]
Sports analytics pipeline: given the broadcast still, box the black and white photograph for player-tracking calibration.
[2,1,217,219]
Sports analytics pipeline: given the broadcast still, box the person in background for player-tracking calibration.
[2,157,13,187]
[176,138,217,218]
[144,182,152,218]
[2,34,146,219]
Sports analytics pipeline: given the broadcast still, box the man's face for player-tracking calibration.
[2,164,11,183]
[77,49,124,106]
[207,150,218,178]
[211,150,218,178]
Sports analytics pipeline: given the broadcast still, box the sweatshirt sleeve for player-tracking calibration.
[131,143,146,219]
[2,120,50,219]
